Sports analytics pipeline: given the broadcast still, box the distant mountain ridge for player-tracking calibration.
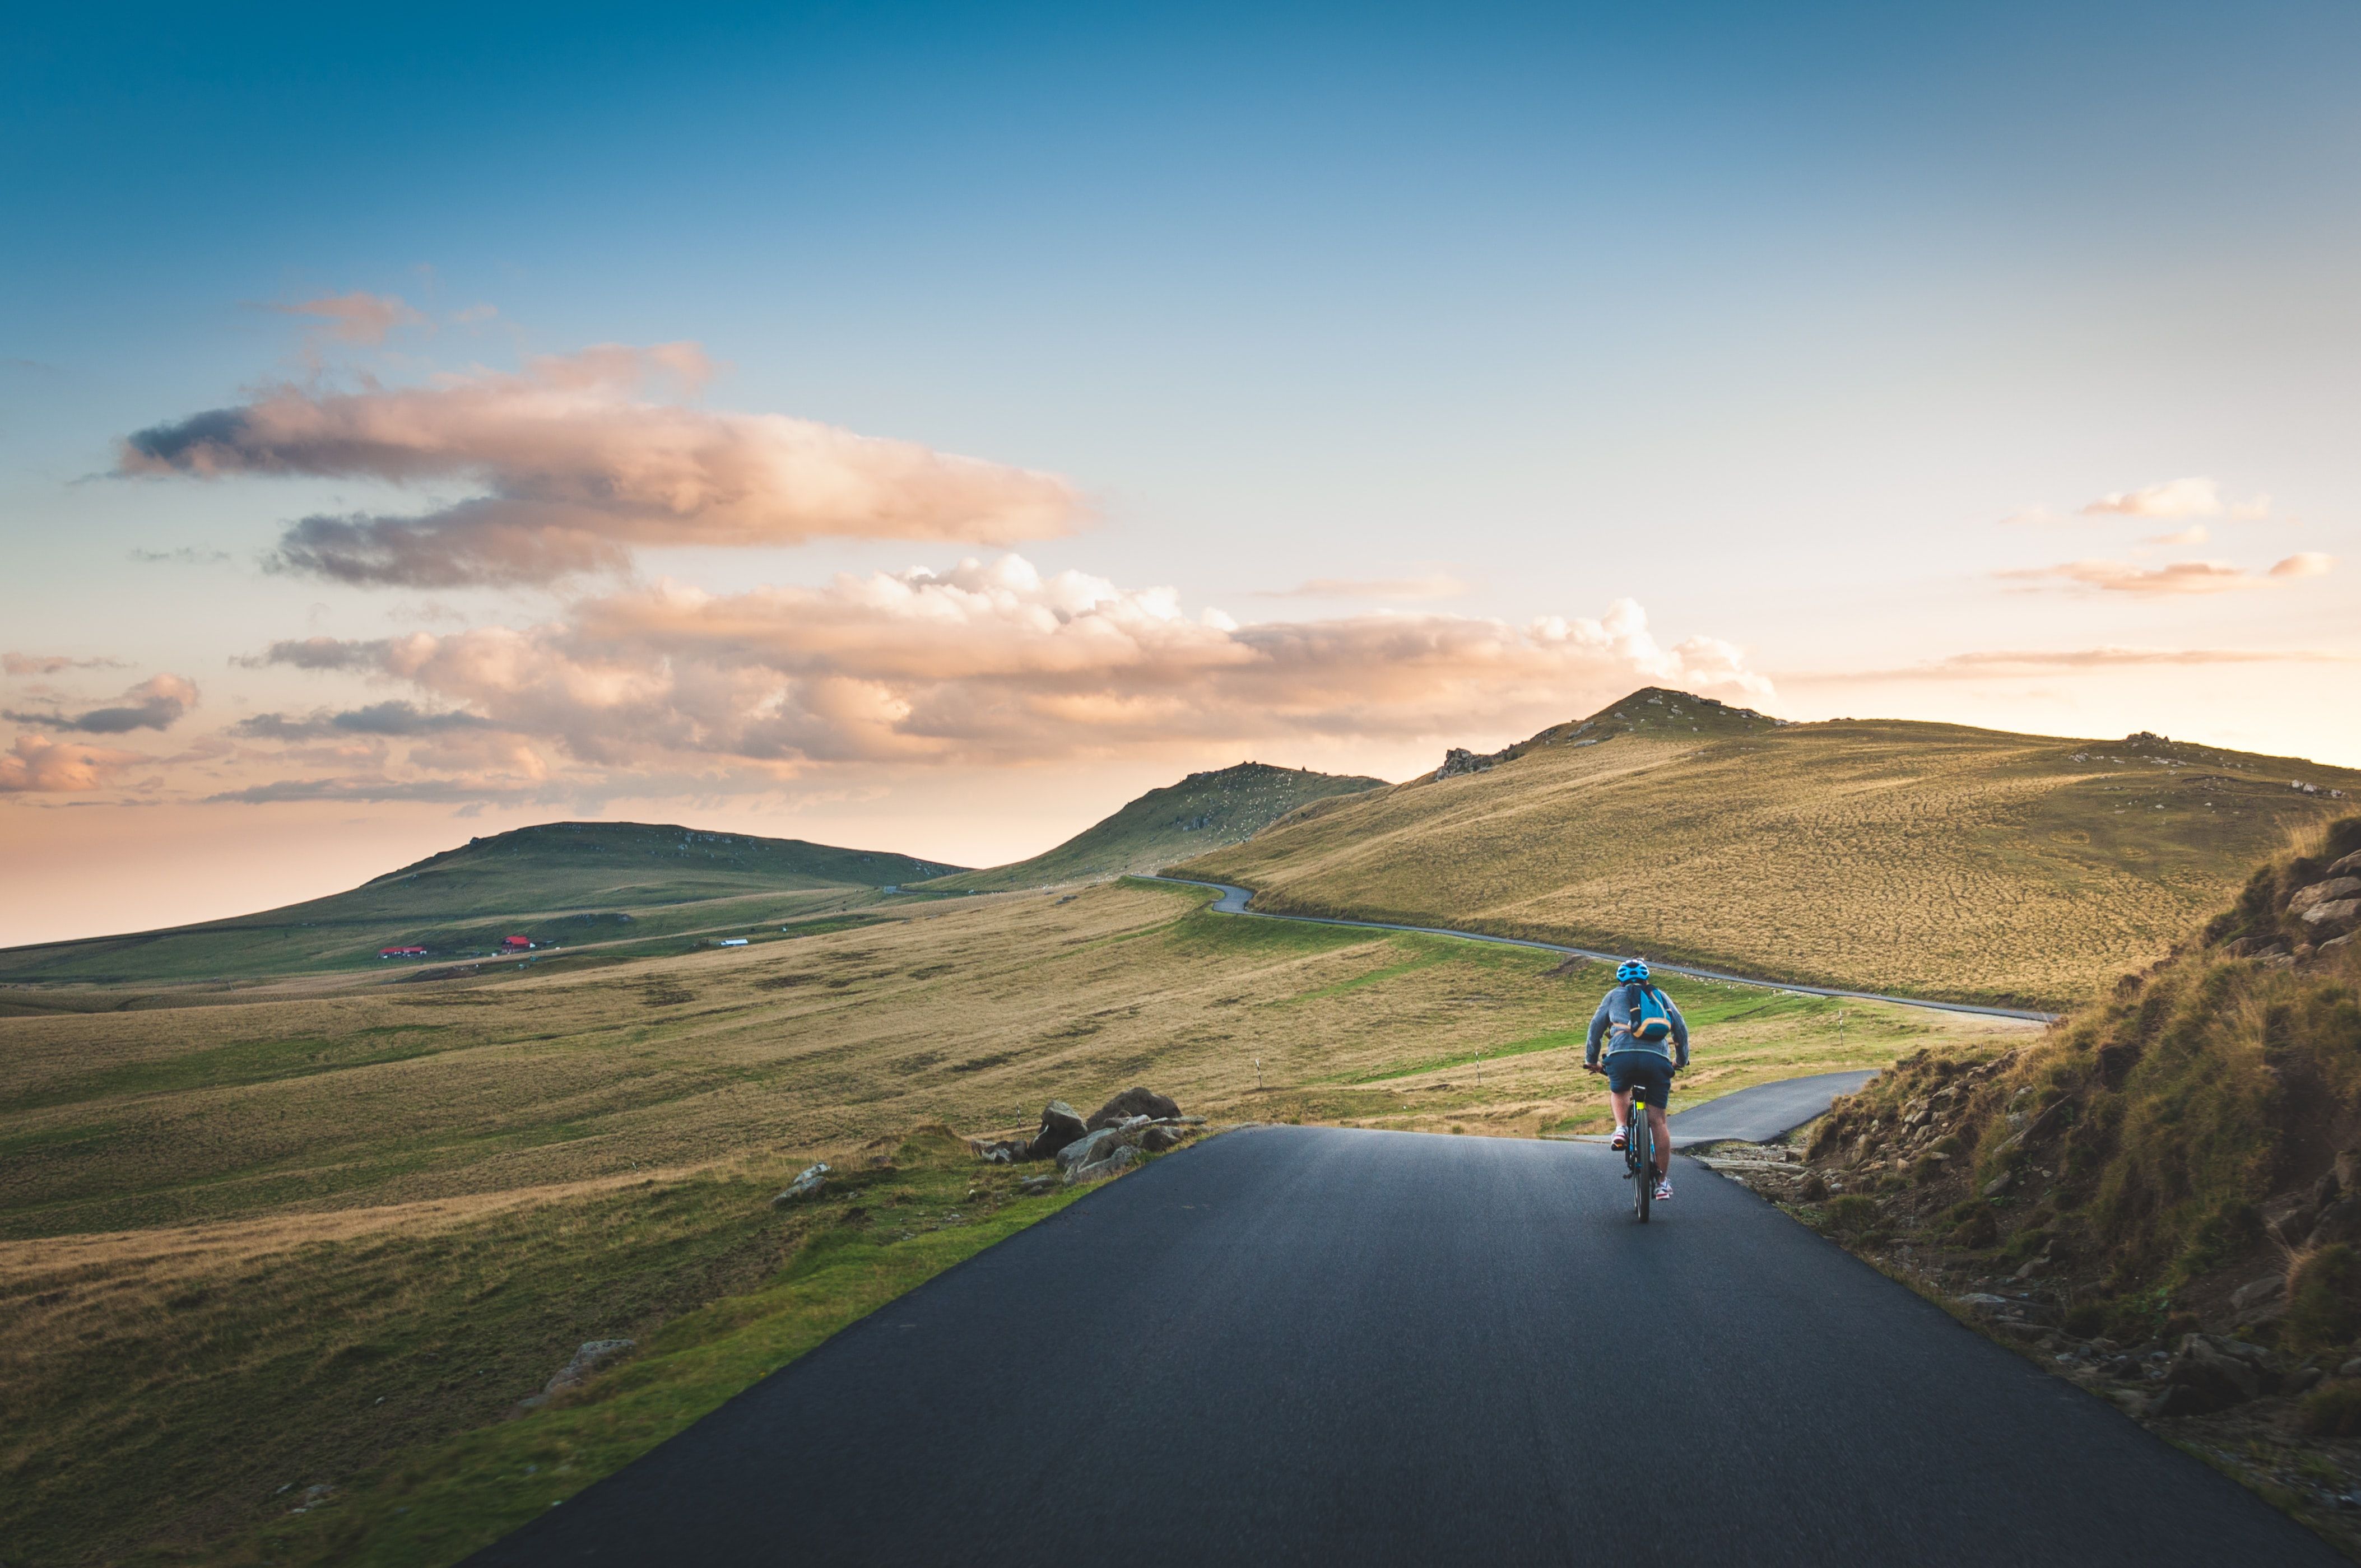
[1176,688,2361,1008]
[918,761,1388,893]
[0,821,965,985]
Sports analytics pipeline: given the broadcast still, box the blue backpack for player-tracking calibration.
[1623,982,1673,1043]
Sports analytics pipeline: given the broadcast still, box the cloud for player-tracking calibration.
[207,775,547,805]
[2005,478,2274,528]
[2000,555,2335,595]
[253,554,1770,777]
[1255,574,1472,601]
[118,345,1085,587]
[0,732,148,792]
[272,291,426,346]
[4,652,128,676]
[2079,477,2225,519]
[2144,526,2207,547]
[128,546,233,565]
[3,674,199,732]
[233,701,495,740]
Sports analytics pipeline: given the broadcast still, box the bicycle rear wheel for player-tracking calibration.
[1632,1109,1653,1223]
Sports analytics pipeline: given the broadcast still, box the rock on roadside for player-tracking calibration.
[1026,1101,1089,1161]
[1086,1087,1180,1129]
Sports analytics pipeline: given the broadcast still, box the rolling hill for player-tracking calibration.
[915,760,1386,892]
[1175,687,2361,1008]
[0,821,968,987]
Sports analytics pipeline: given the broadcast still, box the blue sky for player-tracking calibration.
[4,1,2358,939]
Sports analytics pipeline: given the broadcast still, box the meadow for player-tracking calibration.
[1180,699,2361,1009]
[0,878,2024,1565]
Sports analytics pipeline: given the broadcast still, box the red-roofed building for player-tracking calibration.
[502,936,534,950]
[379,946,427,958]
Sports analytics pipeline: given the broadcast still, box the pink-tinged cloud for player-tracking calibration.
[2000,555,2336,595]
[2,673,199,733]
[3,652,128,676]
[2079,477,2224,519]
[273,291,426,345]
[250,555,1770,778]
[117,345,1086,587]
[0,733,148,792]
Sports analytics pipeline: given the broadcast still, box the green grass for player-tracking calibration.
[918,760,1384,892]
[213,1130,1091,1568]
[1179,687,2361,1008]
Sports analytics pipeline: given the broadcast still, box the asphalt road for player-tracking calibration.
[470,1127,2335,1567]
[1145,875,2061,1023]
[1665,1069,1879,1146]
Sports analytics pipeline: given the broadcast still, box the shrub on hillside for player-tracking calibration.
[1824,1194,1879,1236]
[2300,1380,2361,1439]
[2287,1245,2361,1353]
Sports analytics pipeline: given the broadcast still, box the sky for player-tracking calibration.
[4,1,2358,946]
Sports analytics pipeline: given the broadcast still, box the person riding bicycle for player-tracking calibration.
[1584,959,1688,1203]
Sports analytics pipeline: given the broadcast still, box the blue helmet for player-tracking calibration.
[1615,959,1651,983]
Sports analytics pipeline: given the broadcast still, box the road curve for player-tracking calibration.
[468,1127,2331,1566]
[1144,875,2062,1023]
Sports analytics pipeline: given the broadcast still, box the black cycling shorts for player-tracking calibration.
[1606,1053,1674,1108]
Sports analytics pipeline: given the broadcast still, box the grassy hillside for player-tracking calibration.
[0,821,966,987]
[1742,820,2361,1550]
[915,761,1386,893]
[1178,687,2361,1008]
[0,877,2023,1566]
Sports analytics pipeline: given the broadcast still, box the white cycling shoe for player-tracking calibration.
[1609,1125,1629,1151]
[1653,1176,1673,1201]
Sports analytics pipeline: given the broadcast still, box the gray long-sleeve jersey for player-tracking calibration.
[1584,984,1690,1069]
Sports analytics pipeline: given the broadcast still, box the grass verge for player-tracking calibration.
[222,1129,1094,1566]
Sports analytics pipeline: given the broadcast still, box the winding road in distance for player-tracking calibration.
[1145,874,2062,1023]
[471,1127,2335,1566]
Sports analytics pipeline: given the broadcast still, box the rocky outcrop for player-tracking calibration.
[1087,1087,1180,1128]
[1434,747,1499,780]
[982,1090,1203,1177]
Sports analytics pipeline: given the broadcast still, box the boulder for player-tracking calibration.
[1086,1087,1181,1129]
[1026,1101,1089,1161]
[1016,1174,1058,1197]
[1141,1124,1188,1152]
[2230,1274,2288,1317]
[2153,1334,2269,1416]
[2303,899,2361,931]
[2312,1195,2361,1249]
[518,1338,635,1409]
[771,1162,830,1205]
[1056,1126,1126,1171]
[1066,1143,1140,1185]
[2329,850,2361,880]
[2290,877,2361,915]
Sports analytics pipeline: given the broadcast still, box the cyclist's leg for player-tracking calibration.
[1646,1062,1674,1178]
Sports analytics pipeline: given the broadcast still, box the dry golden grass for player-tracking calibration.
[1179,710,2361,1008]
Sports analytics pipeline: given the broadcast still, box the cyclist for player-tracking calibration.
[1584,959,1688,1202]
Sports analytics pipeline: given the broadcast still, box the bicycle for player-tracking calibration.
[1588,1062,1662,1222]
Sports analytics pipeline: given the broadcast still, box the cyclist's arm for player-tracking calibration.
[1668,999,1690,1070]
[1583,998,1612,1068]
